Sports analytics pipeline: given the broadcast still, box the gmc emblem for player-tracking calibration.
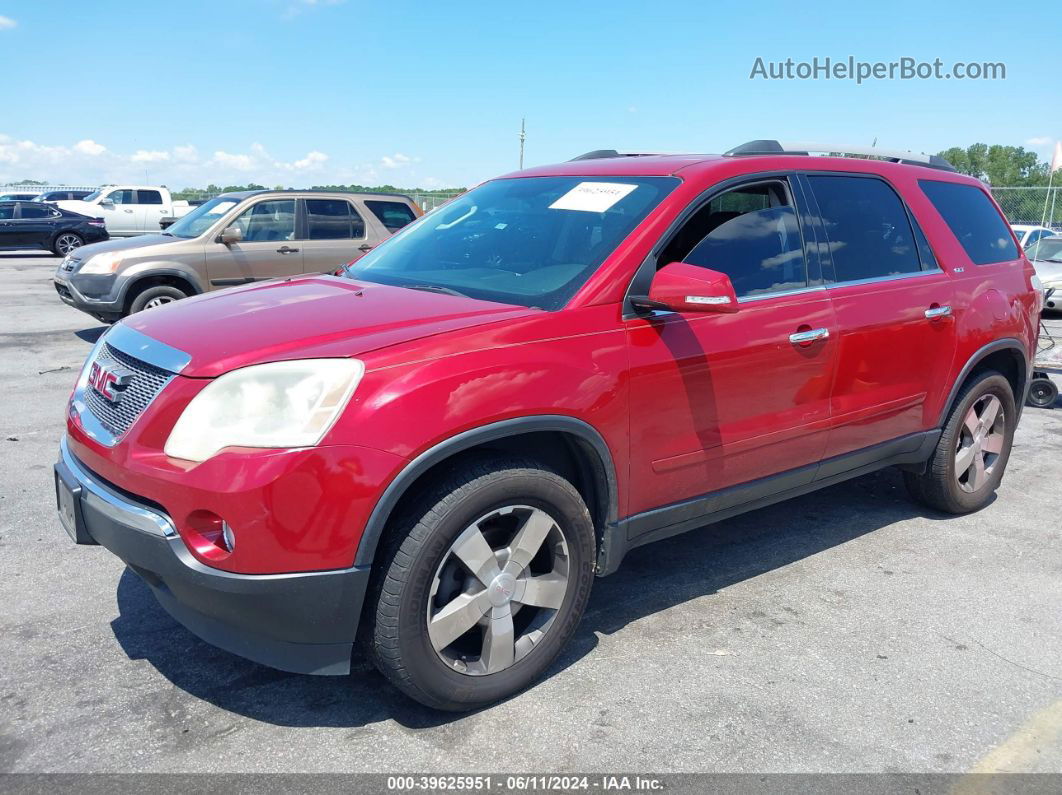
[88,361,133,403]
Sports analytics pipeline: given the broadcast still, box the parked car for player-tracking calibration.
[52,190,420,322]
[0,191,40,202]
[1010,223,1057,250]
[55,186,193,237]
[0,201,107,255]
[55,141,1039,711]
[1025,235,1062,311]
[34,189,94,203]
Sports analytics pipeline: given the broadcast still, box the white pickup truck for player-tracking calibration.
[56,186,193,237]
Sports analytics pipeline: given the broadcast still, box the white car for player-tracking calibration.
[55,186,192,237]
[1026,236,1062,312]
[1011,224,1057,250]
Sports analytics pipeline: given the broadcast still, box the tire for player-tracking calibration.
[127,285,187,315]
[369,455,596,711]
[904,370,1016,514]
[52,232,84,256]
[1026,377,1058,409]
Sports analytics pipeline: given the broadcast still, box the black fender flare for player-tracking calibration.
[352,415,619,569]
[938,337,1030,427]
[118,266,206,305]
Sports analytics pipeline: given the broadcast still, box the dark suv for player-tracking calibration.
[55,141,1039,710]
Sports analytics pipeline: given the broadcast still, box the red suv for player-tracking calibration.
[56,141,1040,710]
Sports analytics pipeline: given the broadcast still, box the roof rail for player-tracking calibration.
[724,140,957,172]
[569,150,661,161]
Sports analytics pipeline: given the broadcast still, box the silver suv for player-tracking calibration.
[53,189,421,322]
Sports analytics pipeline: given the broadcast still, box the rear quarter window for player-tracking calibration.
[365,200,417,232]
[919,180,1018,265]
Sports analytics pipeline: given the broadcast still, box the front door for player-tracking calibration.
[0,202,19,247]
[99,189,143,235]
[626,176,838,520]
[11,202,59,248]
[204,198,302,288]
[801,174,957,459]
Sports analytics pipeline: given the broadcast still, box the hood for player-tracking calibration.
[1032,257,1062,289]
[71,234,180,260]
[121,276,536,377]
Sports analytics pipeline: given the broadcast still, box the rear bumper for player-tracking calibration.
[55,436,370,675]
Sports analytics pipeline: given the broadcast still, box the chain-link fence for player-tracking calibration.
[990,186,1062,229]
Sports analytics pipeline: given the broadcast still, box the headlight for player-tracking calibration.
[1031,273,1045,314]
[79,252,124,274]
[164,359,364,462]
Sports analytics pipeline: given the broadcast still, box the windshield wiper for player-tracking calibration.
[159,231,174,236]
[404,284,470,298]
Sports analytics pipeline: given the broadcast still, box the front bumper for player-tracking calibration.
[53,273,124,314]
[55,436,371,675]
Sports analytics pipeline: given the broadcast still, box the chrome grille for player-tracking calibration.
[82,343,173,437]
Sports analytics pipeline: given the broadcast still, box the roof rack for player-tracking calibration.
[724,140,957,172]
[569,150,661,161]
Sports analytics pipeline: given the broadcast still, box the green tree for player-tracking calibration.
[938,143,1049,186]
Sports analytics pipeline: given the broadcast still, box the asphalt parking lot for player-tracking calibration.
[1,251,1060,775]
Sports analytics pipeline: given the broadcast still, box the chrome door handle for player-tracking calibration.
[276,246,300,254]
[123,209,133,213]
[789,327,830,344]
[924,305,952,319]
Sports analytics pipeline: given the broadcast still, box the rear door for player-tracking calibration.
[802,173,956,459]
[203,198,302,288]
[137,189,169,233]
[11,202,59,248]
[299,197,372,272]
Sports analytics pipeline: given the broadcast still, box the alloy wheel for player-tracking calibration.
[56,234,82,255]
[426,505,570,676]
[143,296,176,309]
[954,394,1005,493]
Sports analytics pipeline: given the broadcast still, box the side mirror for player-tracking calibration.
[632,262,738,314]
[100,198,114,208]
[220,226,243,245]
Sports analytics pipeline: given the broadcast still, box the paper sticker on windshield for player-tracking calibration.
[549,182,638,212]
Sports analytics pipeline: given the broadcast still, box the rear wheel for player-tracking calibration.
[53,232,83,256]
[127,285,187,315]
[904,370,1016,514]
[369,456,595,711]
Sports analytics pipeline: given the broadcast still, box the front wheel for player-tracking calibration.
[369,456,595,711]
[904,370,1016,514]
[127,285,187,315]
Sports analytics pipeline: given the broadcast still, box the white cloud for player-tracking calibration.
[74,139,106,156]
[293,150,328,170]
[1027,136,1052,146]
[131,149,170,163]
[0,133,433,189]
[0,16,16,30]
[282,0,345,19]
[381,152,415,169]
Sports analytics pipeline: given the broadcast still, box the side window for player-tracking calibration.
[659,180,808,298]
[306,199,365,240]
[0,203,15,219]
[107,189,135,205]
[18,204,52,219]
[919,180,1018,265]
[365,200,417,232]
[807,175,920,281]
[1024,229,1043,249]
[908,212,939,271]
[137,190,163,205]
[231,199,296,242]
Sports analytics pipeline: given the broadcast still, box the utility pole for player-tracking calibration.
[519,118,526,170]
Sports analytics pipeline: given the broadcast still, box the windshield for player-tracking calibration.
[81,189,104,202]
[343,176,677,310]
[1027,236,1062,261]
[165,196,241,238]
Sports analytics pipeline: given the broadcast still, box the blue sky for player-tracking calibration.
[0,0,1056,189]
